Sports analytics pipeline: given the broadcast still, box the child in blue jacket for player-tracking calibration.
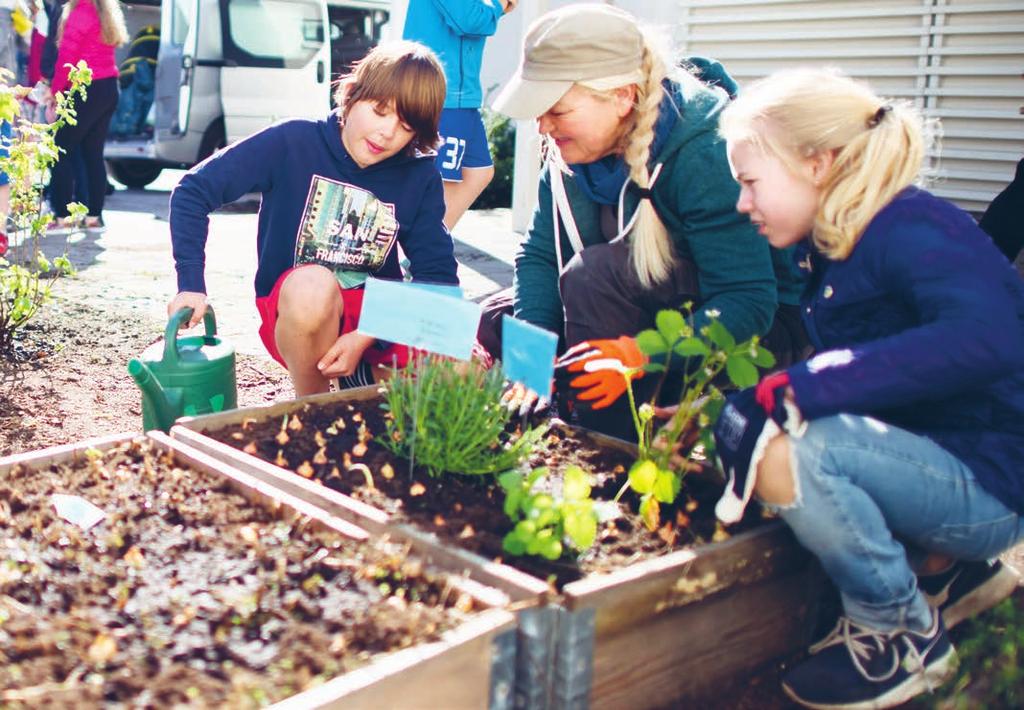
[168,42,458,396]
[713,68,1024,709]
[403,0,516,228]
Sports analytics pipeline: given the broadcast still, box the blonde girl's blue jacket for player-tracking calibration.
[788,188,1024,514]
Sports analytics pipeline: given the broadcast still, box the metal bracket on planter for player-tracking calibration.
[553,607,596,710]
[490,627,517,710]
[514,606,560,709]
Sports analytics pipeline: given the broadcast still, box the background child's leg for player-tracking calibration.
[443,165,493,229]
[274,265,343,396]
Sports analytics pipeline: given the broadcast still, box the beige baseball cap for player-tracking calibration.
[492,4,644,120]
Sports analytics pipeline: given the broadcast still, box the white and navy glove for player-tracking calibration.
[713,373,804,524]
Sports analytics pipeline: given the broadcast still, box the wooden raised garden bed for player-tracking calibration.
[171,388,823,709]
[0,432,516,709]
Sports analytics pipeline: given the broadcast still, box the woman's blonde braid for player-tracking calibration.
[623,42,673,289]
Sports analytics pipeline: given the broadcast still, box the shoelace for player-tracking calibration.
[809,616,934,685]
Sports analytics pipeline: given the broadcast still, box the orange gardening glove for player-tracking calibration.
[556,336,647,409]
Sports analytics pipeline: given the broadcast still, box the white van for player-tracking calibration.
[105,0,391,188]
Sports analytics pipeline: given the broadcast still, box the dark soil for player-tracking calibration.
[204,396,766,588]
[0,438,481,708]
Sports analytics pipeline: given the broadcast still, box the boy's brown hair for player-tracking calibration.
[334,41,446,156]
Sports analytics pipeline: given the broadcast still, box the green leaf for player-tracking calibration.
[706,320,736,350]
[502,531,526,556]
[652,468,681,504]
[515,520,537,540]
[673,337,710,358]
[635,328,668,356]
[628,459,658,495]
[497,470,522,493]
[726,355,760,388]
[643,362,667,374]
[656,310,687,345]
[563,504,597,550]
[750,344,777,368]
[502,488,522,519]
[534,507,558,529]
[539,538,563,561]
[563,466,591,501]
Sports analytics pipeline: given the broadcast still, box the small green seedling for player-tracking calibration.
[499,466,597,561]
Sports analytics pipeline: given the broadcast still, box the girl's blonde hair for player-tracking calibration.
[719,68,933,260]
[543,24,678,290]
[334,41,445,156]
[60,0,129,47]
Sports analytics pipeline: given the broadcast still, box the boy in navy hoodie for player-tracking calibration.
[168,42,458,396]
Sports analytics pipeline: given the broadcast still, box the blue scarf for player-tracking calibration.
[569,84,680,206]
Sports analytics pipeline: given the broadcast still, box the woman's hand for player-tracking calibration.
[167,291,207,328]
[317,331,375,378]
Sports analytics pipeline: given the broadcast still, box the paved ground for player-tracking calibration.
[72,169,518,358]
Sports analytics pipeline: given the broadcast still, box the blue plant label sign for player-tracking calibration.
[359,277,480,360]
[502,315,558,396]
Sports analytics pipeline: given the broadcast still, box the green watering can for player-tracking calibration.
[128,306,237,432]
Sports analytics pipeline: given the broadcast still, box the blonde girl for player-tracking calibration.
[713,67,1024,709]
[48,0,128,233]
[483,3,805,436]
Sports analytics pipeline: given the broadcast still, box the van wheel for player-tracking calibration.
[107,160,163,189]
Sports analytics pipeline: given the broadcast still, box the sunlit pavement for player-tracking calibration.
[74,170,517,357]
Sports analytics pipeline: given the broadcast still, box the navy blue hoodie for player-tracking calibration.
[170,111,458,298]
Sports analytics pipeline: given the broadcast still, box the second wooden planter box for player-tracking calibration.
[0,432,516,709]
[171,388,822,709]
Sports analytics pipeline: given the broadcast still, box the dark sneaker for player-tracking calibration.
[919,559,1020,629]
[783,610,956,709]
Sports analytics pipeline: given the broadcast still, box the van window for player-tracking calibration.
[221,0,324,69]
[171,0,195,45]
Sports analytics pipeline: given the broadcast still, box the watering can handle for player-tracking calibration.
[163,305,218,365]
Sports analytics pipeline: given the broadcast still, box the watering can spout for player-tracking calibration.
[128,359,181,432]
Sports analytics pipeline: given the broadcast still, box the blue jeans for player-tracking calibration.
[768,414,1023,632]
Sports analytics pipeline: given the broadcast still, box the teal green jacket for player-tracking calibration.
[513,76,803,342]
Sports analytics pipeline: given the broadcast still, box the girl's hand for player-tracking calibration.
[167,291,207,328]
[318,331,375,378]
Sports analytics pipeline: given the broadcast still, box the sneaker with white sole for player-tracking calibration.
[919,559,1020,629]
[782,610,957,710]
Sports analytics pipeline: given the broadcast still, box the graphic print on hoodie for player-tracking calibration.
[294,176,399,288]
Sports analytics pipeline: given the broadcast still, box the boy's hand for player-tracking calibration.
[168,291,207,328]
[318,331,375,378]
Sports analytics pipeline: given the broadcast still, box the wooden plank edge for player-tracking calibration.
[270,607,517,710]
[0,431,139,470]
[175,385,381,432]
[561,521,802,609]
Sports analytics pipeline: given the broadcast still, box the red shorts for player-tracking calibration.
[255,265,411,370]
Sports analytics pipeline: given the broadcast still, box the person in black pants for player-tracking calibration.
[48,77,118,231]
[46,0,127,233]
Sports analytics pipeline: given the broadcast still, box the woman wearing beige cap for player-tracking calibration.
[487,4,806,437]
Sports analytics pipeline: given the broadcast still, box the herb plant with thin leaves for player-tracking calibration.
[379,356,547,477]
[613,305,776,529]
[499,465,597,560]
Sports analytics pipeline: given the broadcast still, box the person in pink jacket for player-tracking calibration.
[47,0,126,233]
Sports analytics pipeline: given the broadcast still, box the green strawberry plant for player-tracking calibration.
[499,465,597,561]
[621,305,776,529]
